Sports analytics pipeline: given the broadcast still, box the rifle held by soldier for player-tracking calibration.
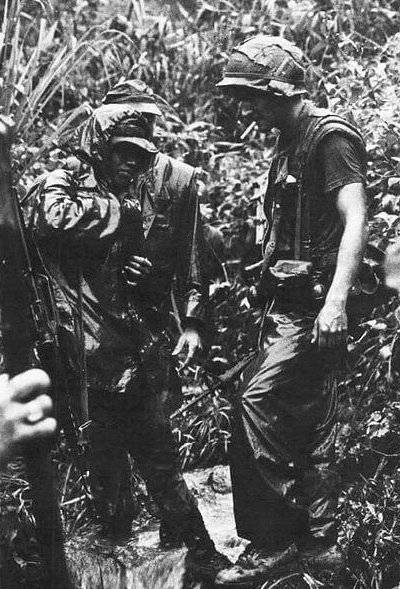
[0,117,72,588]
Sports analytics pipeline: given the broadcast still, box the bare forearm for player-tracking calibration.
[326,218,367,305]
[326,183,368,306]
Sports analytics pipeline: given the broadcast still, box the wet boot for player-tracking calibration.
[215,543,299,589]
[187,548,234,584]
[297,536,345,573]
[178,507,232,582]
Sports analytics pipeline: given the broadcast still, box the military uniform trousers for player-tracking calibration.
[87,355,212,548]
[230,307,342,551]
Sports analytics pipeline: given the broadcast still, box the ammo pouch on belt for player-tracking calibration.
[265,256,384,313]
[266,259,327,306]
[269,259,312,285]
[269,259,312,295]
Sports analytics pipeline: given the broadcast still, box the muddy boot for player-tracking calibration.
[215,543,299,589]
[179,508,232,582]
[187,548,233,584]
[298,538,345,573]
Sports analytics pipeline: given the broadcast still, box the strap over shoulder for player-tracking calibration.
[293,104,366,261]
[153,153,196,197]
[296,106,366,175]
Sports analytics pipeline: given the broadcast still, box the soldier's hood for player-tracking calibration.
[103,79,163,116]
[79,103,158,167]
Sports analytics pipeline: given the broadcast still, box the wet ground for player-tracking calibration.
[66,466,346,589]
[66,465,246,589]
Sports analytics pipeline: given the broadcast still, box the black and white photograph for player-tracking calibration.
[0,1,399,587]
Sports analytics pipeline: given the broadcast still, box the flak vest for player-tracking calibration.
[263,103,366,269]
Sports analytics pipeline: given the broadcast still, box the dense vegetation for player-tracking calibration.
[1,0,400,587]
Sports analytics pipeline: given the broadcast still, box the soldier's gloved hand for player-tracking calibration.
[0,369,57,466]
[311,301,348,349]
[172,327,203,368]
[123,255,153,286]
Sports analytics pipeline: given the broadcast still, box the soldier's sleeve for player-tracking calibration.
[318,133,365,195]
[175,172,209,330]
[25,169,121,243]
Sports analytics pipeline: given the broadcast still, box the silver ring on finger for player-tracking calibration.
[25,411,43,424]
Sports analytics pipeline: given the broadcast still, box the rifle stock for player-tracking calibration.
[0,118,72,588]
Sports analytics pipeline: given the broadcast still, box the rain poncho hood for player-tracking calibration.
[79,103,158,171]
[103,79,164,116]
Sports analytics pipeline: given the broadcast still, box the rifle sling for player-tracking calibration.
[77,264,89,424]
[294,189,302,260]
[261,190,282,272]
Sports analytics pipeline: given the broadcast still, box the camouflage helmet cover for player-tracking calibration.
[217,35,307,98]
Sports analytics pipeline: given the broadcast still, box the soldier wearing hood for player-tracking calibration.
[23,100,231,581]
[102,79,226,284]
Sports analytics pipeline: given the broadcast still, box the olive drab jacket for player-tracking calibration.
[23,151,209,415]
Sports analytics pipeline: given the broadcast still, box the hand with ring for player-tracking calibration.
[0,369,56,466]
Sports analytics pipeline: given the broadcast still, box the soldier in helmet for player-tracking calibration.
[23,100,231,582]
[214,36,368,587]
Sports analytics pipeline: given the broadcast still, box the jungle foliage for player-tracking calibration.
[0,0,400,587]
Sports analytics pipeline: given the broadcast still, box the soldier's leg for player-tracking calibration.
[216,312,341,587]
[127,373,233,580]
[88,388,137,534]
[230,312,340,547]
[127,376,215,551]
[294,359,341,550]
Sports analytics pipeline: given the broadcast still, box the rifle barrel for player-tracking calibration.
[0,118,72,589]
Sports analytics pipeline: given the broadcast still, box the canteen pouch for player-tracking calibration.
[268,259,330,308]
[269,259,313,285]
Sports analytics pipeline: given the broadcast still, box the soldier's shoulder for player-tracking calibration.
[310,106,362,135]
[301,105,364,157]
[154,152,196,194]
[29,166,93,196]
[34,168,76,191]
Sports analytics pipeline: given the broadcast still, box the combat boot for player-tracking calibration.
[180,508,233,582]
[298,539,345,573]
[215,542,298,588]
[187,546,233,583]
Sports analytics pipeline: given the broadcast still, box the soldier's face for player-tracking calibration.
[110,142,151,189]
[240,95,279,133]
[230,88,280,132]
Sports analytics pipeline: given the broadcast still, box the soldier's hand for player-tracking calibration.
[172,327,203,368]
[311,301,348,349]
[0,369,56,466]
[123,255,152,286]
